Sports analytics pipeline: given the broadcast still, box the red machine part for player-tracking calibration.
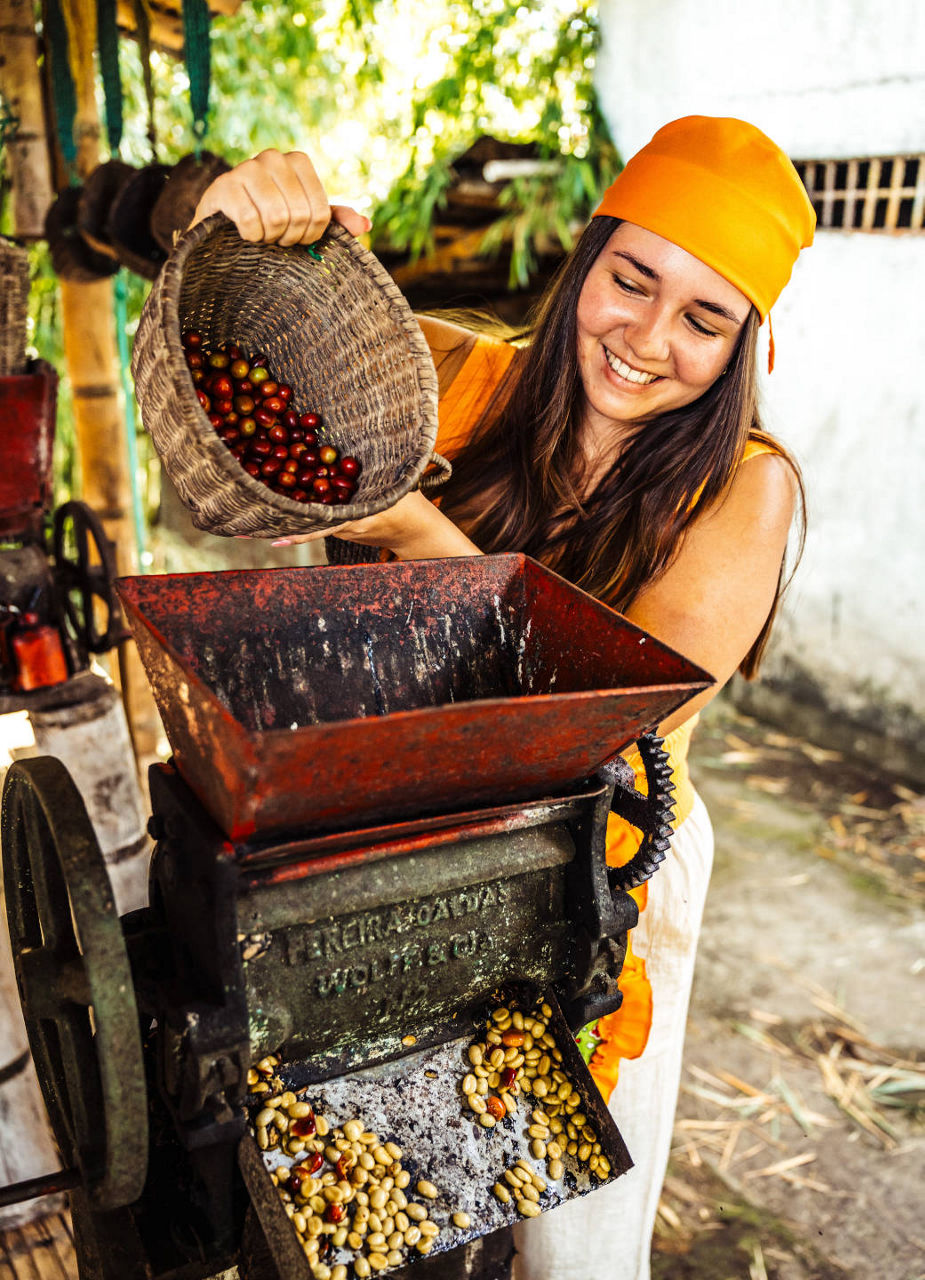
[0,363,57,538]
[10,613,69,691]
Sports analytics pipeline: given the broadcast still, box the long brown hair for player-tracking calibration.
[437,216,805,678]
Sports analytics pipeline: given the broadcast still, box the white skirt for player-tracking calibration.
[513,792,715,1280]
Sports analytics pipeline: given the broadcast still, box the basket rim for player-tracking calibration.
[151,212,441,529]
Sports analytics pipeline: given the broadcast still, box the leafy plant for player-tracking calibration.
[369,2,621,287]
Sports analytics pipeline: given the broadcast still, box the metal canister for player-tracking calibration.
[11,616,69,690]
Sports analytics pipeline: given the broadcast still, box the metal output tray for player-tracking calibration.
[239,989,632,1278]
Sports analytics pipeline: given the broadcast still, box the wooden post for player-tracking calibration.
[0,0,55,237]
[45,0,162,761]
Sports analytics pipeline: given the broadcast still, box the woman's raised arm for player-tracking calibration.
[190,149,371,245]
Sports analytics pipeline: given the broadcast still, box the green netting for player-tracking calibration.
[96,0,123,154]
[182,0,211,151]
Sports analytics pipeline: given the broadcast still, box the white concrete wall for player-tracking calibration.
[596,0,925,159]
[597,0,925,763]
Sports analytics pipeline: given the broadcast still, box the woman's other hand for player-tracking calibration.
[190,149,371,245]
[270,490,481,561]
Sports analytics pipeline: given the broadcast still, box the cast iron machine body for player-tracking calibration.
[2,554,712,1279]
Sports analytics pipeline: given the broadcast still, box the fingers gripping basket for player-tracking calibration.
[131,213,445,538]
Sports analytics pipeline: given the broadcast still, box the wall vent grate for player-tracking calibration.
[793,156,925,232]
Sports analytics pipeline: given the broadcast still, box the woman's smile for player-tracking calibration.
[602,346,661,386]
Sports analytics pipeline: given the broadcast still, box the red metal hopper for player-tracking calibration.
[118,554,712,840]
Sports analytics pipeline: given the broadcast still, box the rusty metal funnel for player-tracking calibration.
[118,554,711,840]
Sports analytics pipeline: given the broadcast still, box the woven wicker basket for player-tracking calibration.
[0,237,30,376]
[132,213,445,538]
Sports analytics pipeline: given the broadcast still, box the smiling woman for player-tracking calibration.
[192,115,816,1280]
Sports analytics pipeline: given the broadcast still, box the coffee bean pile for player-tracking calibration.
[462,998,611,1218]
[181,332,362,504]
[247,1058,466,1278]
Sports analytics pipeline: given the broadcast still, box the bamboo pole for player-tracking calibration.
[40,0,162,760]
[59,271,163,763]
[0,0,55,237]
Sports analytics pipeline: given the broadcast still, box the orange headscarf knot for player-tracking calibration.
[593,116,815,325]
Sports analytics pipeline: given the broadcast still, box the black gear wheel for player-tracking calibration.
[52,500,128,655]
[607,731,678,891]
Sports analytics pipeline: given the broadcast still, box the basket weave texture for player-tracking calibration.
[0,238,30,376]
[132,214,442,538]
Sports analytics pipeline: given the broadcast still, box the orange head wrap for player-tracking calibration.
[593,116,815,334]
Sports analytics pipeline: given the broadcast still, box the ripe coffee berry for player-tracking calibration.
[181,335,362,505]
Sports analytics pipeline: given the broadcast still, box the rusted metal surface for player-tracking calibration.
[239,990,631,1278]
[0,1168,82,1209]
[119,554,711,840]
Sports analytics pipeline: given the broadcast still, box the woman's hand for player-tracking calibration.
[271,490,481,561]
[190,149,371,245]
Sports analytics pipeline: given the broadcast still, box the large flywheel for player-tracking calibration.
[1,756,148,1210]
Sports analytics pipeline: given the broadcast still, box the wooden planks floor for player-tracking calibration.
[0,1208,78,1280]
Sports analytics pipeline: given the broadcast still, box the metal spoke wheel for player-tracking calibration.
[1,756,148,1210]
[52,500,128,655]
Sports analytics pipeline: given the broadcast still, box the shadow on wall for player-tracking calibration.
[730,663,925,788]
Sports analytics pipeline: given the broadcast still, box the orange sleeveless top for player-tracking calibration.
[435,333,776,1098]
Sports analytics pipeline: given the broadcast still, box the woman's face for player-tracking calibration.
[575,222,752,441]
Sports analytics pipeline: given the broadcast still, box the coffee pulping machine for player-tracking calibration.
[1,553,711,1278]
[0,351,151,1218]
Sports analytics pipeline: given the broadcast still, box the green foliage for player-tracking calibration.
[368,2,621,285]
[481,130,621,288]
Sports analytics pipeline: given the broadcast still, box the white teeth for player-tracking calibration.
[604,348,657,384]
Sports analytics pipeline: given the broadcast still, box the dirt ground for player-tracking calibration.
[652,698,925,1280]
